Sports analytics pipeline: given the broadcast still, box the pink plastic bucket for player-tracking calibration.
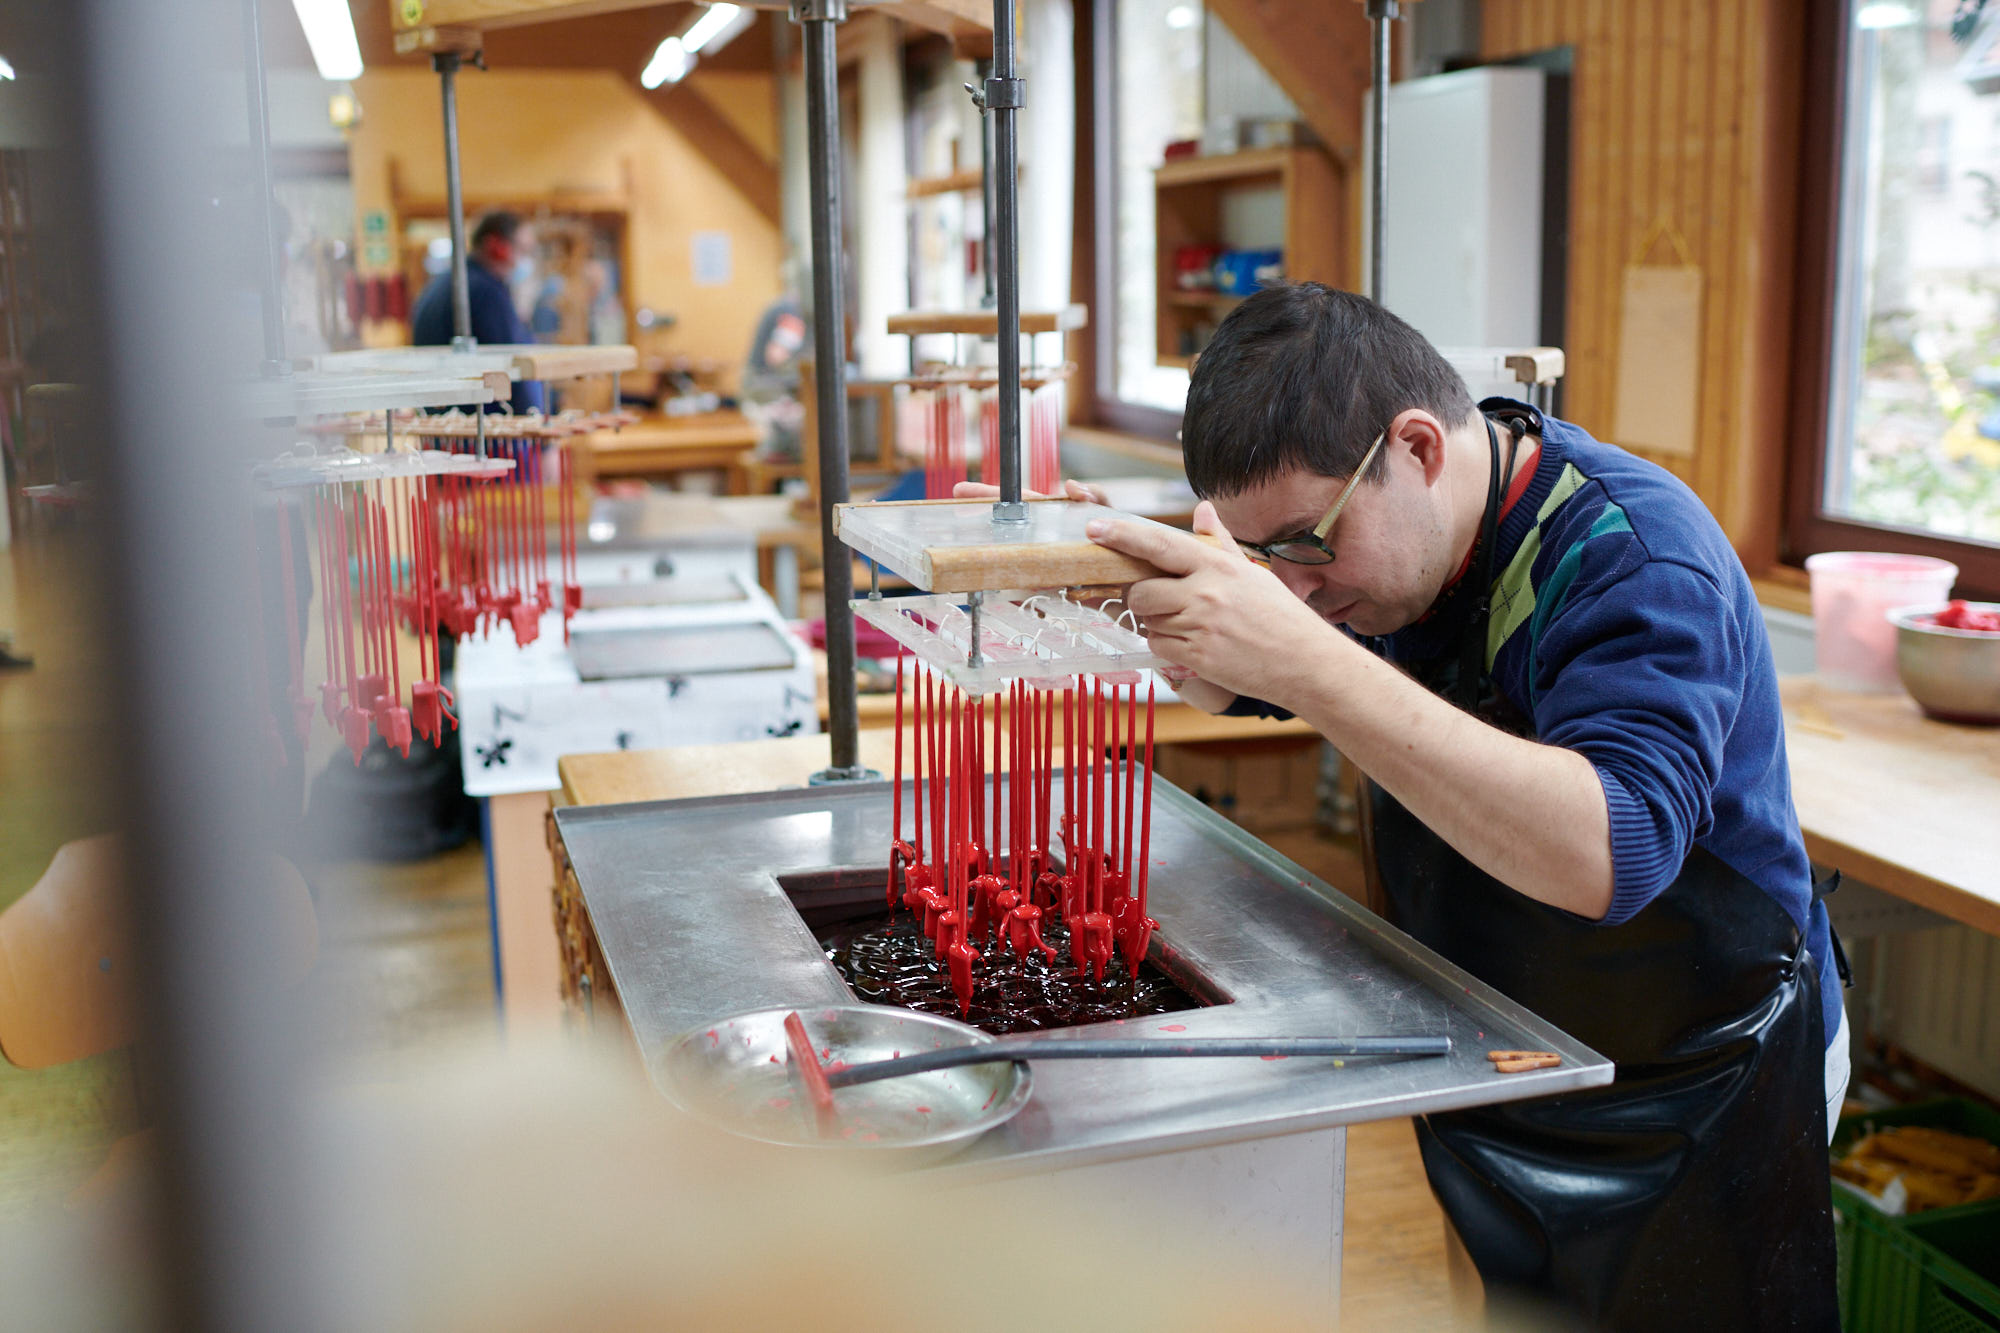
[1805,552,1958,691]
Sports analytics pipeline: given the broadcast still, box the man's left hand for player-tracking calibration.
[1086,502,1345,711]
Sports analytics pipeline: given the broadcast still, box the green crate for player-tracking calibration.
[1833,1186,1928,1332]
[1831,1099,2000,1331]
[1833,1099,2000,1228]
[1903,1205,2000,1333]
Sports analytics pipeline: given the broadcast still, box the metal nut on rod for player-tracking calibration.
[982,77,1025,109]
[790,0,848,19]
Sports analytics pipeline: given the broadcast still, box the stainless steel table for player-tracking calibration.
[555,777,1611,1321]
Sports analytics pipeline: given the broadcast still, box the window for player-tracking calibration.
[1094,0,1205,431]
[1790,0,2000,592]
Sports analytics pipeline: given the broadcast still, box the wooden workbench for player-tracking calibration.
[1781,677,2000,937]
[574,410,762,493]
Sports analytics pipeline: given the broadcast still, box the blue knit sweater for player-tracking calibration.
[1231,407,1841,1045]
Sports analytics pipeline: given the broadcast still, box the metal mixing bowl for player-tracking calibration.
[1890,603,2000,724]
[660,1005,1033,1164]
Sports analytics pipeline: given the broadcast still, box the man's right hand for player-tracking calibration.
[951,479,1236,712]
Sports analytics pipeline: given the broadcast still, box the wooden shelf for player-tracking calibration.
[1157,354,1196,371]
[1153,146,1295,188]
[1153,145,1346,370]
[886,304,1090,338]
[907,168,985,199]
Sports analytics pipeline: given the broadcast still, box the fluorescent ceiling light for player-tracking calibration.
[641,5,751,91]
[290,0,364,82]
[641,36,693,89]
[1856,3,1920,29]
[1165,5,1197,30]
[0,55,14,81]
[682,3,752,55]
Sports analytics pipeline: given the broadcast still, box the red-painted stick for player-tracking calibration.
[891,647,904,856]
[1096,678,1108,914]
[1124,681,1139,892]
[1108,679,1122,896]
[1138,682,1157,918]
[912,660,926,865]
[782,1011,836,1119]
[991,687,1003,873]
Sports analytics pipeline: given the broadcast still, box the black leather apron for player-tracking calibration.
[1360,414,1840,1331]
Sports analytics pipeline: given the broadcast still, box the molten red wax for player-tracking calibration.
[820,910,1202,1036]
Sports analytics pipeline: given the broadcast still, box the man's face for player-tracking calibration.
[480,227,529,272]
[1208,449,1453,638]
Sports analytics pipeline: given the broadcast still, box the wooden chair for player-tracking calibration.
[0,835,319,1209]
[0,836,319,1069]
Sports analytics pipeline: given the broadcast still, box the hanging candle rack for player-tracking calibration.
[251,404,630,765]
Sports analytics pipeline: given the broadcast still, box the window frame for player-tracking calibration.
[1783,0,2000,599]
[1086,0,1192,442]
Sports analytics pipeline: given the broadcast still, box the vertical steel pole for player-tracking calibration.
[240,0,287,374]
[1366,1,1398,307]
[436,53,475,350]
[988,0,1027,520]
[66,0,317,1322]
[796,0,869,782]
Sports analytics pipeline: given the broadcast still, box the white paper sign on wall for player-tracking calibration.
[693,231,732,287]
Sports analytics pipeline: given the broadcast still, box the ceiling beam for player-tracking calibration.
[1205,0,1374,161]
[876,0,991,41]
[641,81,782,227]
[389,0,665,37]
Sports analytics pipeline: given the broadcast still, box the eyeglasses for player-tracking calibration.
[1234,431,1385,567]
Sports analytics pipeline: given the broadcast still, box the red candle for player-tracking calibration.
[1138,682,1157,918]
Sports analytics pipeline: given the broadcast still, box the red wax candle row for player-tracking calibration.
[1028,382,1062,497]
[886,659,1164,1005]
[921,388,979,501]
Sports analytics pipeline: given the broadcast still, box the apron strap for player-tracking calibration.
[1810,870,1854,988]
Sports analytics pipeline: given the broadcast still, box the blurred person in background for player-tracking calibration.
[411,210,546,414]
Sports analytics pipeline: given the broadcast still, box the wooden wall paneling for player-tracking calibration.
[1482,1,1801,563]
[643,84,782,226]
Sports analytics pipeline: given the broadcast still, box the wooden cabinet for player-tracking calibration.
[1153,146,1347,368]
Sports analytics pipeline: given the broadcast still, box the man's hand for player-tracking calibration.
[951,479,1239,712]
[951,478,1110,506]
[1085,501,1347,713]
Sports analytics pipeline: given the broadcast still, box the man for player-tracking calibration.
[410,210,547,414]
[1085,285,1845,1330]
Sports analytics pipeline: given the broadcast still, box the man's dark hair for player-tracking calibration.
[1180,283,1478,499]
[471,210,523,252]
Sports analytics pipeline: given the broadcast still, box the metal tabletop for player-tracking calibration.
[554,778,1613,1181]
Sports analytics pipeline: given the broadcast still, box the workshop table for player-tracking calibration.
[551,732,1609,1326]
[573,410,762,494]
[1781,677,2000,938]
